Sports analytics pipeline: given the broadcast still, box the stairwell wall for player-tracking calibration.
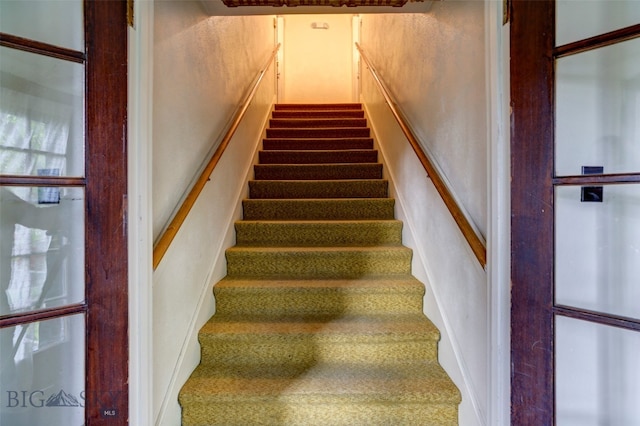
[152,3,276,424]
[360,4,488,425]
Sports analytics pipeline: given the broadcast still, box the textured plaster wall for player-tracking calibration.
[152,3,275,424]
[153,2,275,238]
[360,4,488,425]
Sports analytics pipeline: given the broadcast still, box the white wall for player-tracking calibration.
[360,5,488,425]
[152,3,275,424]
[280,14,355,103]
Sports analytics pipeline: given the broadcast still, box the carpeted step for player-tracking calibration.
[180,362,460,426]
[269,118,368,128]
[274,103,362,110]
[235,219,402,247]
[241,198,396,221]
[266,127,370,139]
[248,179,388,199]
[198,313,440,367]
[253,163,383,180]
[262,137,374,151]
[180,102,460,426]
[259,149,377,164]
[272,109,365,119]
[214,276,425,317]
[225,245,412,278]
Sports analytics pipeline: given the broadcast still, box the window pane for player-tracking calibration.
[1,186,85,316]
[556,316,640,425]
[555,185,640,320]
[556,1,640,47]
[0,47,84,178]
[0,314,85,425]
[556,38,640,176]
[0,0,84,52]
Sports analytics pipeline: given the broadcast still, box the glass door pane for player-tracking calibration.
[557,1,640,46]
[555,184,640,320]
[1,186,85,316]
[555,37,640,176]
[0,0,84,51]
[0,314,85,426]
[0,46,85,178]
[556,316,640,425]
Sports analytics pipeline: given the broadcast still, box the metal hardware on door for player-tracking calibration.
[581,166,603,202]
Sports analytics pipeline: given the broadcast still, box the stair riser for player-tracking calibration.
[235,221,402,247]
[272,110,365,119]
[225,249,412,278]
[248,180,388,199]
[182,403,458,426]
[254,164,383,180]
[266,128,370,138]
[215,291,423,316]
[269,118,367,129]
[263,138,373,151]
[259,150,378,164]
[199,338,438,367]
[242,199,396,221]
[274,103,362,110]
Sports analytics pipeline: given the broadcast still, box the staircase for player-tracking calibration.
[179,103,461,425]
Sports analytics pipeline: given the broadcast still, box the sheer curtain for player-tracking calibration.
[1,85,71,318]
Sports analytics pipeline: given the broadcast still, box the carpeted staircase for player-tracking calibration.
[179,103,461,425]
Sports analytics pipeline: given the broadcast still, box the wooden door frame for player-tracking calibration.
[85,1,129,423]
[510,0,555,424]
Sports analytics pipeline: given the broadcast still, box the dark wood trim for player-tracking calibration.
[84,0,129,423]
[152,44,281,270]
[0,176,86,186]
[0,303,87,328]
[554,23,640,58]
[0,32,86,63]
[510,1,555,424]
[356,43,487,269]
[553,173,640,186]
[555,305,640,332]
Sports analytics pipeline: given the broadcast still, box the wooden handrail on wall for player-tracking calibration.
[153,44,280,270]
[356,43,487,269]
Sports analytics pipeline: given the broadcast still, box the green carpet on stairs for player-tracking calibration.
[179,103,461,426]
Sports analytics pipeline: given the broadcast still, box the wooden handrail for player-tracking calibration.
[356,43,487,268]
[153,44,280,270]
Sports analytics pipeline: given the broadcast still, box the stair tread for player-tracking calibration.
[216,275,423,291]
[248,180,388,199]
[254,163,383,181]
[235,220,402,246]
[242,198,396,220]
[266,128,370,138]
[227,245,411,253]
[201,313,439,336]
[275,103,362,110]
[181,362,460,404]
[272,110,365,118]
[259,150,378,165]
[269,118,368,128]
